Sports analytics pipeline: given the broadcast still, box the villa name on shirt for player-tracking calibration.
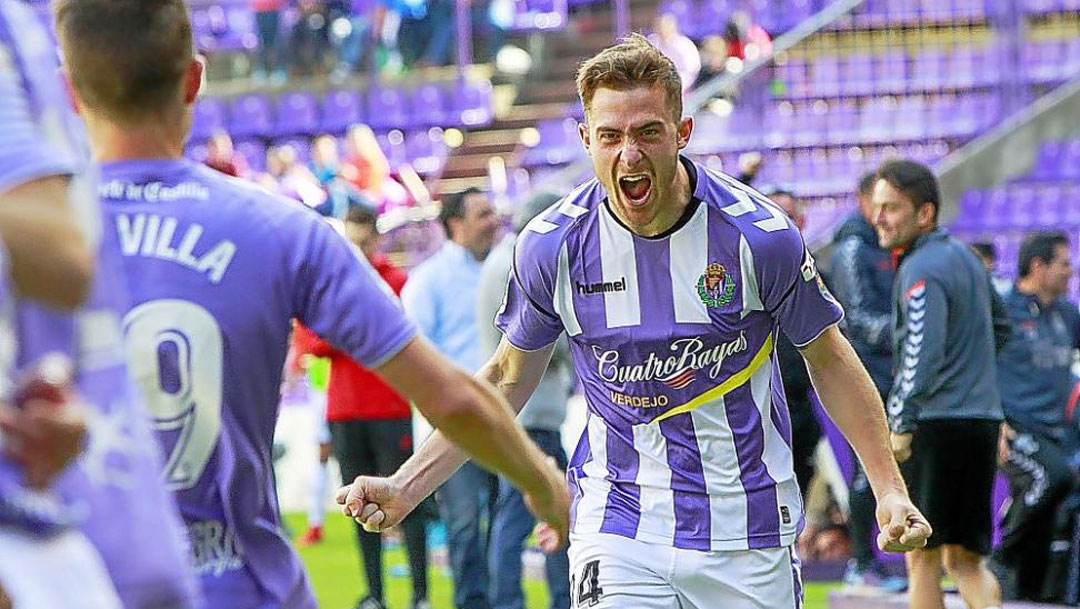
[591,331,749,385]
[115,212,236,284]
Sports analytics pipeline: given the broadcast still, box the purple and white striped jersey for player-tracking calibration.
[98,158,417,609]
[0,2,201,606]
[497,158,844,552]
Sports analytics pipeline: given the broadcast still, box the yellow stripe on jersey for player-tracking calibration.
[650,333,775,425]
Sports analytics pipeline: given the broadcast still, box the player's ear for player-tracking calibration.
[676,116,693,150]
[183,55,205,106]
[578,122,591,151]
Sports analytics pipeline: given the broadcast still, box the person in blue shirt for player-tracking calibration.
[993,231,1080,603]
[401,187,501,609]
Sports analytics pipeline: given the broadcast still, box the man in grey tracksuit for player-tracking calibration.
[476,191,573,609]
[872,160,1005,609]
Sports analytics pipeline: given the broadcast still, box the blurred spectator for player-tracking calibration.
[972,241,1012,295]
[267,145,327,209]
[476,191,572,609]
[648,14,700,93]
[723,10,772,62]
[294,206,430,609]
[290,0,332,76]
[875,160,1004,609]
[994,231,1080,604]
[693,35,730,89]
[310,134,342,185]
[204,129,249,178]
[401,188,500,609]
[736,151,764,185]
[328,0,373,81]
[252,0,286,83]
[341,124,431,212]
[829,172,905,592]
[401,0,453,67]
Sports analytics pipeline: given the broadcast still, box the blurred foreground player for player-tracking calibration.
[873,159,1004,609]
[341,35,930,608]
[0,1,199,607]
[55,1,569,608]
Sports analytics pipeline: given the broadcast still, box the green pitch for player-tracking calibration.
[286,513,837,609]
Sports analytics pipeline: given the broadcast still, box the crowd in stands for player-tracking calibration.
[244,0,513,83]
[205,125,431,219]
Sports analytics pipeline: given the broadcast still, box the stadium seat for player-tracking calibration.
[366,86,411,131]
[412,83,451,128]
[321,90,366,134]
[274,92,320,137]
[229,94,273,139]
[191,97,228,141]
[452,79,494,127]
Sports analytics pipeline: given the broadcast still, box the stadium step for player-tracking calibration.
[433,176,488,196]
[441,154,509,180]
[516,80,581,105]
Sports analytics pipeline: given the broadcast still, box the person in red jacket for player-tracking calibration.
[293,206,429,609]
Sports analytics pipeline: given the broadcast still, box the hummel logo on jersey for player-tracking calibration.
[576,277,627,295]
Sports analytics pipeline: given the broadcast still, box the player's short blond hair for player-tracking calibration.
[575,33,683,122]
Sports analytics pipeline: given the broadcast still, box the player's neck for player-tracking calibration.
[1016,277,1055,306]
[85,115,186,163]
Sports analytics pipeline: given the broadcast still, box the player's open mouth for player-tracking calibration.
[618,175,652,207]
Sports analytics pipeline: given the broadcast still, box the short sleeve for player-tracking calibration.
[0,9,80,193]
[494,233,563,351]
[756,228,845,347]
[291,213,416,368]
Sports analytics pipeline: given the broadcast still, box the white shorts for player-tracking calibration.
[568,532,803,609]
[0,527,123,609]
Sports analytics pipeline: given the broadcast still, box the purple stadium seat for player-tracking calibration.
[1062,38,1080,80]
[405,129,449,175]
[694,1,731,40]
[377,130,408,169]
[858,98,891,142]
[840,55,874,96]
[983,188,1009,231]
[190,97,227,141]
[825,101,858,145]
[810,55,841,97]
[1028,140,1063,181]
[235,138,268,174]
[412,83,450,128]
[1033,186,1064,226]
[946,46,977,89]
[523,118,584,167]
[452,79,494,127]
[920,0,953,22]
[953,0,986,20]
[873,51,908,94]
[658,0,696,39]
[1061,139,1080,180]
[689,111,733,154]
[1023,40,1063,83]
[274,92,320,137]
[952,190,984,231]
[912,49,945,91]
[1009,183,1038,229]
[229,94,273,139]
[366,86,410,131]
[321,90,365,134]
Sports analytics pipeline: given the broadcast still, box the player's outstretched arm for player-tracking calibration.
[337,336,565,547]
[800,325,932,553]
[0,175,93,308]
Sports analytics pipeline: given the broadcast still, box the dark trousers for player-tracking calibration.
[489,428,570,609]
[330,418,429,604]
[254,11,281,73]
[994,423,1078,602]
[438,460,498,609]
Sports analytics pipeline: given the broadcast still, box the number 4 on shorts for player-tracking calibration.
[571,560,603,607]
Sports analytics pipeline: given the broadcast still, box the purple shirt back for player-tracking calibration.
[0,2,200,606]
[98,158,416,609]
